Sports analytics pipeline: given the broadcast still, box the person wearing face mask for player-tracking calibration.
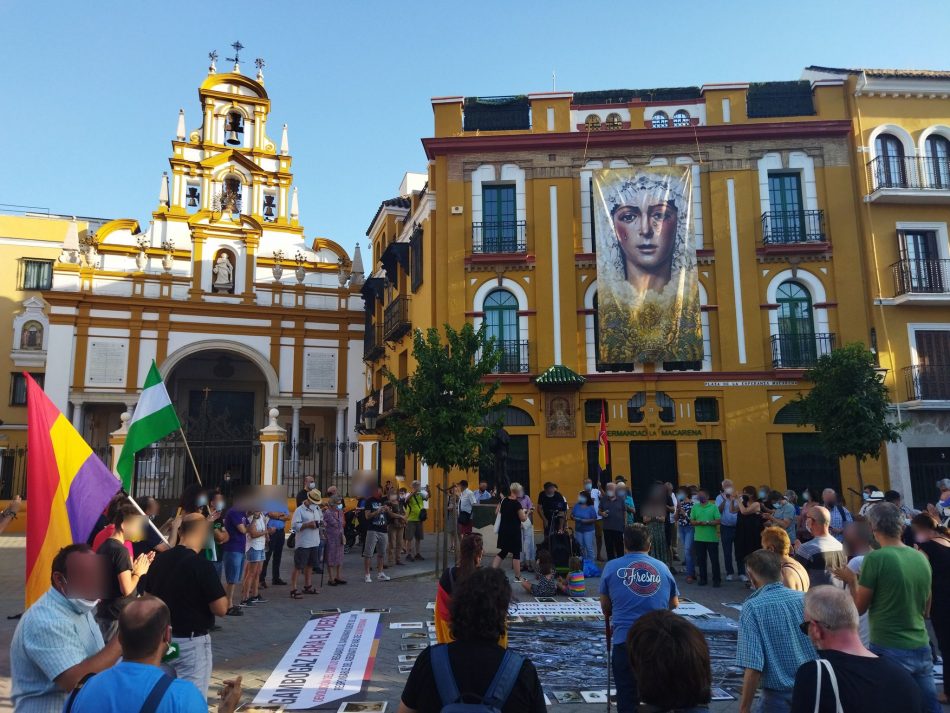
[11,544,122,713]
[641,484,671,567]
[716,479,740,581]
[209,493,229,577]
[386,490,407,568]
[599,483,626,561]
[571,490,598,561]
[675,486,696,582]
[96,505,153,641]
[290,489,324,597]
[762,490,797,543]
[689,489,721,587]
[584,478,605,561]
[616,479,637,526]
[537,482,567,537]
[735,485,764,585]
[324,494,348,585]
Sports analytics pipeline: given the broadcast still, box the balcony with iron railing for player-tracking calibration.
[761,210,826,246]
[904,364,950,401]
[383,296,411,342]
[363,324,385,362]
[471,221,527,254]
[770,333,836,369]
[891,259,950,300]
[867,156,950,202]
[489,340,531,374]
[381,382,396,414]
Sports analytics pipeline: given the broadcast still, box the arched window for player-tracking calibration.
[672,110,690,128]
[224,111,244,145]
[925,134,950,188]
[20,321,43,350]
[651,112,670,129]
[774,401,805,425]
[585,114,601,131]
[627,392,646,423]
[874,133,906,188]
[656,391,675,422]
[605,113,623,130]
[776,281,816,367]
[484,289,522,373]
[484,405,535,427]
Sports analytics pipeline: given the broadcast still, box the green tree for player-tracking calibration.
[382,323,510,571]
[792,342,905,493]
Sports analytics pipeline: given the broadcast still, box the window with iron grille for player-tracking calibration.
[672,110,690,128]
[694,398,719,423]
[20,260,54,290]
[10,372,43,406]
[656,391,675,423]
[627,392,646,423]
[584,399,608,423]
[651,112,670,129]
[410,229,423,292]
[395,444,406,477]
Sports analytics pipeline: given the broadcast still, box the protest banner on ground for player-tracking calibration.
[253,611,381,710]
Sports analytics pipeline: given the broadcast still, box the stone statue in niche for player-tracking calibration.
[212,250,235,293]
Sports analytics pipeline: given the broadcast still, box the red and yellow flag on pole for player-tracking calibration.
[25,374,121,607]
[597,401,609,474]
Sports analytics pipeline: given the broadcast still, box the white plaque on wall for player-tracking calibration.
[85,339,128,386]
[303,348,337,393]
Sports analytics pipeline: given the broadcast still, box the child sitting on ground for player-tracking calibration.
[519,550,558,598]
[557,555,585,596]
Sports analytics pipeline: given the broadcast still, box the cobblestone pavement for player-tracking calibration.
[0,534,749,712]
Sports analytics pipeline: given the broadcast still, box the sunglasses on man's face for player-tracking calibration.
[799,620,824,636]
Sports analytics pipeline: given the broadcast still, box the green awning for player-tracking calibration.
[534,364,586,391]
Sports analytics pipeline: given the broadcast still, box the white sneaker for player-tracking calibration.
[377,572,391,581]
[739,574,748,582]
[364,574,372,583]
[725,574,735,582]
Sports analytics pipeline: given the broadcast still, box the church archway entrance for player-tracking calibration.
[130,349,265,498]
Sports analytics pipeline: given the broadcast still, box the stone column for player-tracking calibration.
[109,412,130,480]
[71,401,84,435]
[291,405,301,476]
[335,406,346,474]
[259,407,286,486]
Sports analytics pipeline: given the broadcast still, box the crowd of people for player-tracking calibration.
[7,472,950,713]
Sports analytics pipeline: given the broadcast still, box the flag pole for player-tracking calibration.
[124,494,170,546]
[178,427,204,488]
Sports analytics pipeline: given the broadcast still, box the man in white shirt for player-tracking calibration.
[457,479,478,535]
[476,481,493,503]
[584,478,604,560]
[290,490,323,597]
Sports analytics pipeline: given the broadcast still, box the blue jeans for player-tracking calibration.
[755,688,792,713]
[869,643,940,713]
[575,530,595,561]
[679,525,695,577]
[720,524,737,575]
[611,643,639,712]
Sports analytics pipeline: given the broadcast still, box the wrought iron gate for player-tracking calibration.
[283,438,360,497]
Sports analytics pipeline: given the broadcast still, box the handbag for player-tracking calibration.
[813,658,843,713]
[493,513,501,534]
[286,531,296,549]
[413,493,428,522]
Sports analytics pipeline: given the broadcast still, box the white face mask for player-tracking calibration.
[724,487,735,495]
[60,578,100,614]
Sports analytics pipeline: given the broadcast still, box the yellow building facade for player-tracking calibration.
[360,77,890,509]
[0,213,110,511]
[804,67,950,508]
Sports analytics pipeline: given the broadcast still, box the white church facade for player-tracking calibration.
[42,52,366,494]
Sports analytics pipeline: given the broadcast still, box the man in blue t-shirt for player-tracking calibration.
[67,596,243,712]
[600,524,680,713]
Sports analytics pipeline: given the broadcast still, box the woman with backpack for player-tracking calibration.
[399,567,545,713]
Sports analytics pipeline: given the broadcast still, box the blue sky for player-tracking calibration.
[2,1,950,257]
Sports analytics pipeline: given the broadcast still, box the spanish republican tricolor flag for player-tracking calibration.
[598,401,609,474]
[25,374,121,607]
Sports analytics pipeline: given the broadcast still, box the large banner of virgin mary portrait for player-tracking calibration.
[592,166,703,364]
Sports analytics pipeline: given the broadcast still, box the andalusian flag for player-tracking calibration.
[26,375,120,606]
[598,401,609,473]
[116,361,181,491]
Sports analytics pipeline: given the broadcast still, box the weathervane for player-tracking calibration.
[255,57,265,81]
[208,49,218,74]
[226,41,244,69]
